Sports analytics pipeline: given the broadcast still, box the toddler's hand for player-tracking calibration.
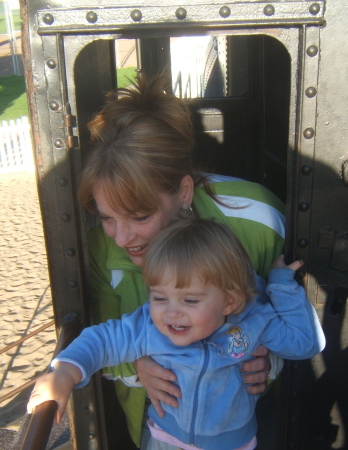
[27,362,81,423]
[271,255,303,272]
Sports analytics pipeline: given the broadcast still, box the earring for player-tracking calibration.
[181,206,194,217]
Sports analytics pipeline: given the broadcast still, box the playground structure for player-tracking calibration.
[15,0,348,449]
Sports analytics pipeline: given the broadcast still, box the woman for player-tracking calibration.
[78,73,286,448]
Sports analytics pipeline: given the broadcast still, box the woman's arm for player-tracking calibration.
[240,346,271,394]
[134,356,182,417]
[135,347,271,417]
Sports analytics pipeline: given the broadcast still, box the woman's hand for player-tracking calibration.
[134,356,182,417]
[240,345,271,394]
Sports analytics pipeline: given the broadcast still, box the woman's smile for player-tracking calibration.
[125,244,148,256]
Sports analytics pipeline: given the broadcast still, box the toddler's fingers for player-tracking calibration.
[287,260,303,272]
[271,254,286,269]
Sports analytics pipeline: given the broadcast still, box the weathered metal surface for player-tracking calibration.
[20,0,348,448]
[35,2,326,34]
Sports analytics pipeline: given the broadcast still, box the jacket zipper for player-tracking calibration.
[189,340,209,445]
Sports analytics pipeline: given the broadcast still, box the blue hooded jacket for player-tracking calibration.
[53,268,325,450]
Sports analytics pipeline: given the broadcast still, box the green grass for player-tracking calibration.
[0,68,137,122]
[0,75,28,121]
[0,7,21,34]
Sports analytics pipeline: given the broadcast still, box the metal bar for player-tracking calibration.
[17,314,83,450]
[20,400,58,450]
[0,320,55,356]
[36,2,326,35]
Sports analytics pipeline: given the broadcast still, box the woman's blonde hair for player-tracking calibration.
[143,218,256,310]
[78,72,210,215]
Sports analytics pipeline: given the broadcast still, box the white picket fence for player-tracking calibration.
[0,116,34,174]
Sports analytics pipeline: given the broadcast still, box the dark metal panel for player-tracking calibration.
[21,3,116,448]
[298,0,348,446]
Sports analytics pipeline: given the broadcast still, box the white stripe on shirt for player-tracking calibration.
[213,195,285,239]
[111,269,125,289]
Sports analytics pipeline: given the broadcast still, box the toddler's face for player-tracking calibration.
[149,272,235,346]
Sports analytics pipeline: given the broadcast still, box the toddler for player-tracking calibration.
[27,218,325,450]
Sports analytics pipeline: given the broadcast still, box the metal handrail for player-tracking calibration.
[19,400,58,450]
[19,313,83,450]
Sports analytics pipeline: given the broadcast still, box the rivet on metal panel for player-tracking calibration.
[49,100,60,111]
[301,165,312,175]
[299,202,310,212]
[66,248,76,257]
[306,45,318,57]
[176,7,187,20]
[309,3,321,15]
[298,238,308,248]
[303,127,315,139]
[46,58,57,69]
[305,86,317,98]
[68,280,77,288]
[60,213,71,222]
[263,5,275,16]
[130,9,142,22]
[86,11,98,23]
[342,160,348,186]
[54,138,64,148]
[42,13,54,25]
[57,177,67,187]
[88,434,95,441]
[219,6,231,18]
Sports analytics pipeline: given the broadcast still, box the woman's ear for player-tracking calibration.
[179,175,194,208]
[223,290,245,316]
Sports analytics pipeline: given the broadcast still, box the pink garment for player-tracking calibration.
[148,419,257,450]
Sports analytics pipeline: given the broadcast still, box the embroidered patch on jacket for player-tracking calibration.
[226,326,250,358]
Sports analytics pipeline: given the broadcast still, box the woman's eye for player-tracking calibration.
[100,215,112,222]
[133,215,151,222]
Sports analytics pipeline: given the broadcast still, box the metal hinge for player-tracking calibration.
[64,103,77,149]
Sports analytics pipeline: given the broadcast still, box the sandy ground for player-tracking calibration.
[0,170,56,429]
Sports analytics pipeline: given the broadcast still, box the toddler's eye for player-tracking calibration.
[153,297,167,302]
[184,299,199,304]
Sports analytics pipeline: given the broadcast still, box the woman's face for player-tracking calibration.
[93,183,189,266]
